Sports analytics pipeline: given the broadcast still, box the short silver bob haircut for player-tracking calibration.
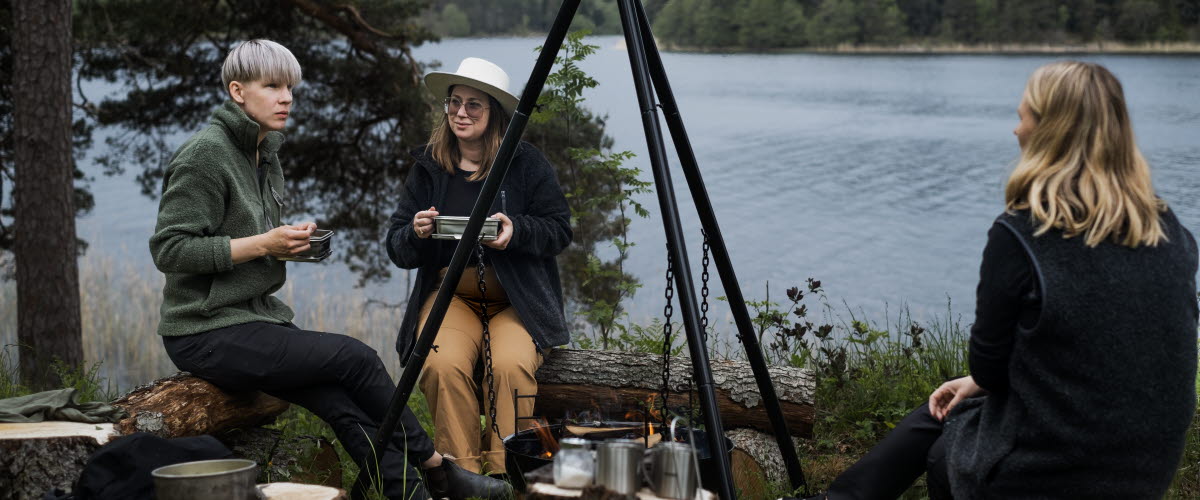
[221,39,302,89]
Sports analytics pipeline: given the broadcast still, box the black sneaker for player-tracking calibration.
[424,457,512,500]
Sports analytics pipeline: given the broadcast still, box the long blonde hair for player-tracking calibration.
[427,87,510,181]
[1005,61,1166,248]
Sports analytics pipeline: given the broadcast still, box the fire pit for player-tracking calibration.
[503,421,731,493]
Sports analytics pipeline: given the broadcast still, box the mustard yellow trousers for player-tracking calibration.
[417,266,543,474]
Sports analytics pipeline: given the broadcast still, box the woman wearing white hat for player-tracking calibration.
[385,57,572,476]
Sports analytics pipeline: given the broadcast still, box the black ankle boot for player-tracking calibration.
[424,457,512,500]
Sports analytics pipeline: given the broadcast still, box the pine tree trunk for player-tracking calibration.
[11,0,82,390]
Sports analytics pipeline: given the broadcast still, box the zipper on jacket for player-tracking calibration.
[259,157,275,230]
[501,190,507,213]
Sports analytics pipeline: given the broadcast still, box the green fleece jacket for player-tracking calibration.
[149,100,293,336]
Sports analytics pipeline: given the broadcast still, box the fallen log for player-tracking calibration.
[533,349,814,438]
[111,372,289,437]
[0,422,118,500]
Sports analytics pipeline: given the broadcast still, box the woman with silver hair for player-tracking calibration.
[791,61,1197,500]
[150,39,510,500]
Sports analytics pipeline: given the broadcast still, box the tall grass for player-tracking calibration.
[0,250,414,393]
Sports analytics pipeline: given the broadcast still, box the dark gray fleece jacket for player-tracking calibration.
[385,142,572,361]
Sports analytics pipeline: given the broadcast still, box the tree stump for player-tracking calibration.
[0,422,118,500]
[257,482,348,499]
[726,427,803,498]
[111,372,289,437]
[525,483,719,500]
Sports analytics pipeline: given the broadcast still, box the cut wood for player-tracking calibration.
[526,483,717,500]
[258,482,347,500]
[533,349,814,438]
[726,427,803,497]
[0,422,117,500]
[111,372,289,437]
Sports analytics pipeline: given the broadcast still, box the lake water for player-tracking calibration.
[74,36,1200,342]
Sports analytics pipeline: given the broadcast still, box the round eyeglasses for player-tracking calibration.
[444,97,489,119]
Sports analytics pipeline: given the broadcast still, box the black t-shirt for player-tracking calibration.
[438,167,485,268]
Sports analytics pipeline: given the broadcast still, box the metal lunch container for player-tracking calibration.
[278,228,333,262]
[432,216,499,241]
[303,228,333,257]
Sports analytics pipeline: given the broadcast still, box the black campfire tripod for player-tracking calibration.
[352,1,808,498]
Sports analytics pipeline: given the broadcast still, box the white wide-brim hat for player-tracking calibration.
[424,57,519,117]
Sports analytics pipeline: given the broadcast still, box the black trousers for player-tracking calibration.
[826,403,952,500]
[163,321,434,500]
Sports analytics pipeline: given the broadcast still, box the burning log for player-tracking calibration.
[532,349,814,437]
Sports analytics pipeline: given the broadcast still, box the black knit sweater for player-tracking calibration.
[943,209,1198,499]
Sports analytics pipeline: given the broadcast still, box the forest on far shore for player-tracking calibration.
[419,0,1200,50]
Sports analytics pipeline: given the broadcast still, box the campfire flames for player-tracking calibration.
[645,394,663,421]
[516,397,678,461]
[530,418,558,459]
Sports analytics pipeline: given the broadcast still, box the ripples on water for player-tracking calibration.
[76,37,1200,339]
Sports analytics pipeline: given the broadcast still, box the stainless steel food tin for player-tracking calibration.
[278,228,333,262]
[433,216,499,241]
[151,459,258,500]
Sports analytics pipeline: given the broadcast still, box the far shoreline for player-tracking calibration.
[431,34,1200,55]
[648,40,1200,55]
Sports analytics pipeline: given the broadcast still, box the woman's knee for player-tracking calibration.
[333,336,389,375]
[490,354,538,383]
[337,336,376,361]
[421,350,476,384]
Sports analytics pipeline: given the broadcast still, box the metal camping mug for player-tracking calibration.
[648,442,698,499]
[596,438,644,495]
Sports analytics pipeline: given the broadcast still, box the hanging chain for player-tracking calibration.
[476,243,501,441]
[689,231,713,418]
[660,246,674,429]
[700,230,711,341]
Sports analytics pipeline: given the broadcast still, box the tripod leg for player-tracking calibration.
[616,0,736,498]
[349,1,583,498]
[631,0,809,494]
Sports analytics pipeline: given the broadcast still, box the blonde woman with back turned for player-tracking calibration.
[787,61,1198,500]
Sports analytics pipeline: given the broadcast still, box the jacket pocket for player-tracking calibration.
[200,270,252,317]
